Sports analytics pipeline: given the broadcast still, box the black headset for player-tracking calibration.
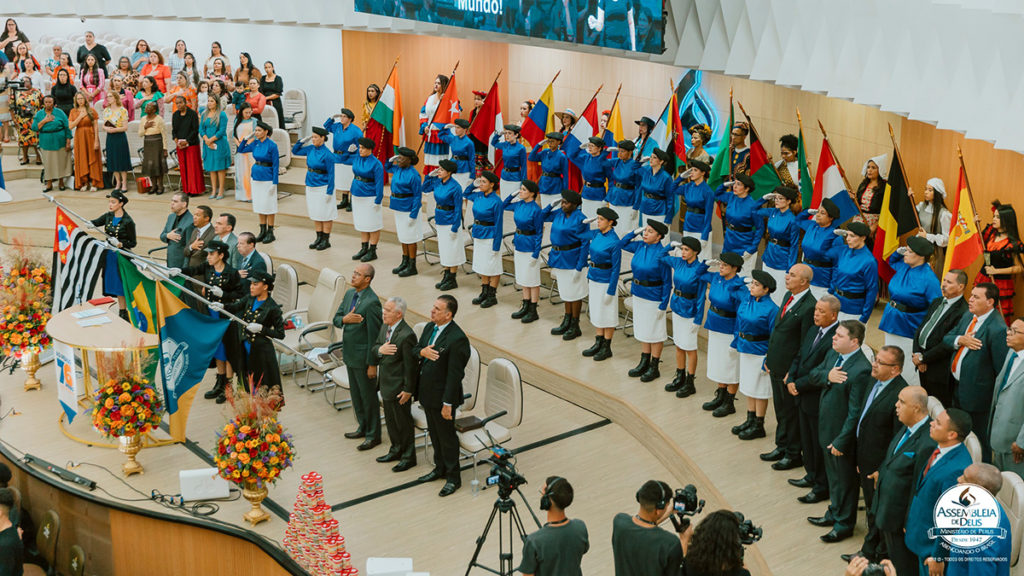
[540,477,564,511]
[635,481,671,510]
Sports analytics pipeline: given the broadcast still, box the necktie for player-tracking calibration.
[834,355,844,369]
[918,300,949,347]
[386,325,394,343]
[922,448,941,478]
[812,328,825,349]
[1000,354,1019,391]
[349,291,360,313]
[894,428,912,454]
[781,294,794,317]
[951,317,979,377]
[857,380,884,436]
[429,325,439,345]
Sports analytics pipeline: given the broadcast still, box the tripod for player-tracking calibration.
[464,486,541,576]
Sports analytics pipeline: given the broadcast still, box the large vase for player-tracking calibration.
[21,351,41,391]
[118,435,144,476]
[242,480,270,525]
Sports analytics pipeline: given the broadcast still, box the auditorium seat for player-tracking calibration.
[281,89,307,135]
[997,471,1024,570]
[457,358,523,487]
[67,544,86,576]
[927,396,944,420]
[278,267,345,353]
[23,509,60,576]
[965,432,982,463]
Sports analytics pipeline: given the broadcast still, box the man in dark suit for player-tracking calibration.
[182,204,214,270]
[912,269,968,407]
[787,295,840,503]
[332,263,383,451]
[159,192,194,269]
[943,282,1009,462]
[234,232,267,291]
[370,296,419,472]
[867,386,935,576]
[415,295,472,497]
[762,263,817,470]
[905,408,973,576]
[808,320,872,544]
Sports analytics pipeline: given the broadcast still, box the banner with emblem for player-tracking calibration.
[54,341,80,423]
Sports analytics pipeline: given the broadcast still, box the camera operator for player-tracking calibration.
[682,510,750,576]
[612,480,685,576]
[518,476,589,576]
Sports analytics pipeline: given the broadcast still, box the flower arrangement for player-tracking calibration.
[214,381,294,489]
[92,361,164,438]
[0,247,53,359]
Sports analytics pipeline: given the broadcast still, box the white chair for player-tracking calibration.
[997,471,1024,570]
[260,105,279,131]
[271,263,297,313]
[124,119,144,170]
[457,358,524,487]
[965,432,983,463]
[260,251,274,274]
[281,89,306,135]
[927,396,944,420]
[412,345,482,459]
[279,268,346,353]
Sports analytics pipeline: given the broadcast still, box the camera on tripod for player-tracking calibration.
[6,78,30,93]
[484,441,527,498]
[733,512,763,545]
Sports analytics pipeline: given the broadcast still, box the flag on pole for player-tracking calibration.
[603,98,624,149]
[564,92,601,153]
[739,109,782,198]
[942,165,984,277]
[469,79,504,172]
[669,91,687,176]
[812,140,860,224]
[117,255,159,334]
[54,208,77,265]
[520,80,556,147]
[433,74,461,126]
[367,64,405,161]
[708,98,734,190]
[51,219,104,313]
[796,126,814,209]
[872,152,919,281]
[640,99,672,161]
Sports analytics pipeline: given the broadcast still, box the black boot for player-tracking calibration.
[398,258,417,277]
[393,256,410,274]
[628,353,651,378]
[473,285,488,305]
[360,244,378,262]
[739,417,767,440]
[352,242,369,261]
[480,286,498,308]
[582,336,604,357]
[438,270,458,291]
[435,270,448,289]
[676,372,697,398]
[317,233,331,251]
[310,232,323,249]
[263,226,276,244]
[256,224,268,243]
[520,302,539,323]
[343,194,353,212]
[551,314,572,335]
[640,357,661,382]
[712,392,737,417]
[732,411,756,435]
[510,300,530,319]
[593,337,613,361]
[561,316,582,341]
[664,369,686,392]
[205,374,226,400]
[703,387,726,411]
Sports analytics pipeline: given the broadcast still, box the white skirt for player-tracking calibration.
[500,179,520,199]
[706,330,739,384]
[438,228,467,267]
[335,163,354,192]
[682,231,709,260]
[612,207,639,234]
[251,180,278,215]
[884,333,919,387]
[763,264,789,306]
[305,185,337,222]
[514,251,541,287]
[838,311,861,323]
[739,352,771,399]
[581,199,604,221]
[809,284,829,301]
[553,268,587,302]
[588,279,618,328]
[672,313,699,351]
[632,297,667,344]
[453,172,472,190]
[393,211,423,244]
[472,238,503,276]
[352,196,384,232]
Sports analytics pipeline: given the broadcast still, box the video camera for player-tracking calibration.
[6,78,30,93]
[673,484,705,517]
[478,428,527,499]
[733,512,763,545]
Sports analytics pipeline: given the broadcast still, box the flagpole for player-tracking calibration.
[416,60,460,157]
[467,68,502,133]
[372,56,399,153]
[888,123,922,228]
[728,88,734,179]
[736,100,776,167]
[955,144,982,227]
[796,108,812,176]
[608,83,622,120]
[817,120,867,220]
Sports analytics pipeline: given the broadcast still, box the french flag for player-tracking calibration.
[563,95,600,154]
[813,140,859,224]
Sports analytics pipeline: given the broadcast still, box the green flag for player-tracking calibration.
[708,99,733,190]
[797,126,814,209]
[118,255,159,334]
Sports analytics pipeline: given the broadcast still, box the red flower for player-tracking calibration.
[260,442,269,451]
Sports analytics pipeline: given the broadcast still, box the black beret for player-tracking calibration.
[774,186,799,202]
[311,126,328,138]
[453,118,471,129]
[647,219,668,236]
[106,190,128,205]
[751,269,777,293]
[847,221,871,238]
[438,159,458,173]
[561,190,582,205]
[520,179,539,194]
[635,116,655,128]
[652,148,670,163]
[907,236,935,257]
[503,123,521,133]
[680,236,702,253]
[597,206,619,222]
[819,198,840,219]
[545,132,564,141]
[249,269,275,287]
[357,137,375,150]
[689,159,710,174]
[203,239,230,255]
[588,136,606,148]
[720,251,744,270]
[256,121,273,135]
[397,146,419,165]
[480,171,500,185]
[617,140,636,151]
[340,108,355,120]
[734,174,755,191]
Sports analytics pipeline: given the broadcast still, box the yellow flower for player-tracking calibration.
[269,456,279,465]
[234,442,244,452]
[121,383,130,392]
[104,398,114,409]
[231,470,240,478]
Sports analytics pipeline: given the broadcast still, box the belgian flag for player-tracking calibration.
[872,151,920,281]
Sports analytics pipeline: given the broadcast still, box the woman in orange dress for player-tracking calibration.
[140,51,171,93]
[68,91,102,191]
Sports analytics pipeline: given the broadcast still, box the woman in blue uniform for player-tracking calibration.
[348,137,385,262]
[324,108,361,211]
[440,118,476,192]
[236,121,279,243]
[584,206,622,362]
[566,135,612,219]
[829,221,878,323]
[91,190,137,320]
[732,270,779,440]
[529,131,569,205]
[291,126,336,250]
[663,236,709,398]
[879,236,941,387]
[796,198,841,300]
[701,251,747,417]
[606,140,641,232]
[675,159,714,254]
[715,174,762,270]
[637,148,675,227]
[503,180,545,324]
[385,146,424,277]
[755,186,800,305]
[464,171,505,309]
[542,190,589,341]
[492,124,528,199]
[620,219,672,382]
[421,159,465,291]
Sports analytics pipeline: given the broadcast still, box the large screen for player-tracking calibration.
[355,0,665,55]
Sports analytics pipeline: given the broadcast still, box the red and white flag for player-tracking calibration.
[469,79,504,172]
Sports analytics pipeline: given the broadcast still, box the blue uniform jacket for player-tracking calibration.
[905,443,973,565]
[565,144,612,202]
[291,141,336,191]
[464,187,504,252]
[528,143,569,197]
[491,135,527,182]
[439,130,475,174]
[878,253,943,338]
[323,118,362,165]
[829,245,879,322]
[542,204,588,270]
[502,196,544,258]
[667,256,709,320]
[620,231,672,310]
[796,211,840,289]
[606,157,641,208]
[704,273,747,335]
[385,161,423,219]
[676,180,715,240]
[236,137,279,184]
[716,185,764,254]
[757,207,800,271]
[421,175,463,232]
[586,228,622,296]
[636,167,675,223]
[350,154,384,201]
[732,293,779,355]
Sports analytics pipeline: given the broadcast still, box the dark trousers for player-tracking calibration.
[964,408,992,464]
[920,368,952,409]
[799,408,828,495]
[771,373,801,458]
[424,406,461,484]
[347,366,380,441]
[381,397,416,462]
[858,466,882,558]
[824,449,859,534]
[882,529,918,576]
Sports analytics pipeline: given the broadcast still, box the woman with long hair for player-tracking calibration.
[418,74,452,175]
[138,101,168,195]
[206,58,229,82]
[362,83,380,130]
[130,39,151,73]
[204,42,232,77]
[977,201,1024,321]
[234,52,260,87]
[68,91,102,191]
[200,96,231,200]
[914,177,952,274]
[683,510,750,576]
[163,72,196,112]
[50,68,77,117]
[181,52,201,88]
[133,75,164,116]
[237,122,281,243]
[209,79,229,111]
[12,43,39,75]
[168,39,188,80]
[102,91,131,193]
[244,77,266,120]
[79,53,106,104]
[108,76,135,122]
[0,18,30,63]
[259,61,284,128]
[140,51,171,93]
[112,56,139,93]
[856,154,888,233]
[18,56,43,92]
[232,102,257,202]
[172,95,204,195]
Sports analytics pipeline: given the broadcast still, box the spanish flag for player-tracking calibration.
[872,151,920,282]
[942,166,983,277]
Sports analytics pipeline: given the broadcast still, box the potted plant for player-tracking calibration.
[92,358,164,476]
[0,250,53,390]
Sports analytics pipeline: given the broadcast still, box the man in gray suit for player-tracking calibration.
[371,296,419,472]
[213,213,239,268]
[158,193,194,268]
[333,263,383,451]
[990,317,1024,477]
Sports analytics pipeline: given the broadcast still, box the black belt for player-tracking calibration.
[437,204,455,211]
[709,305,736,318]
[739,332,769,342]
[452,155,469,161]
[673,289,697,299]
[504,166,521,172]
[804,258,832,268]
[334,151,346,156]
[475,220,495,227]
[354,175,373,183]
[308,167,327,175]
[256,161,273,167]
[768,237,791,248]
[590,261,611,270]
[584,181,605,188]
[552,242,581,251]
[614,183,635,191]
[515,229,537,236]
[686,206,706,215]
[633,278,662,287]
[835,289,866,300]
[725,221,752,233]
[644,192,663,199]
[542,171,562,178]
[391,192,412,198]
[888,300,925,314]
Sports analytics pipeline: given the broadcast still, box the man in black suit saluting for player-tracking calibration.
[416,295,472,497]
[911,269,968,406]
